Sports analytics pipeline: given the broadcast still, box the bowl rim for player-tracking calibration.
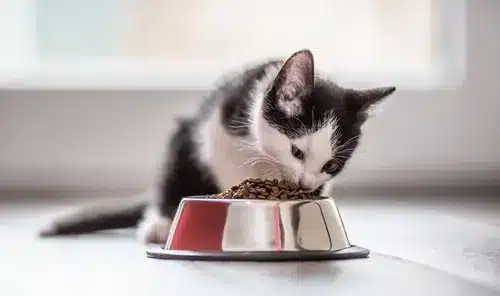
[178,195,334,203]
[146,245,370,262]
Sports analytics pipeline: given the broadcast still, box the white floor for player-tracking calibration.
[1,193,499,296]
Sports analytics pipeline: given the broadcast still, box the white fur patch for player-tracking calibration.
[249,62,282,139]
[279,118,340,190]
[303,121,339,186]
[137,205,172,245]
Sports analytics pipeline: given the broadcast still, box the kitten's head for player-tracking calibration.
[252,49,395,191]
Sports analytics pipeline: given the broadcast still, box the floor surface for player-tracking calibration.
[1,193,499,296]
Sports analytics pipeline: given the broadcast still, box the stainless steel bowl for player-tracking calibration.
[146,196,369,261]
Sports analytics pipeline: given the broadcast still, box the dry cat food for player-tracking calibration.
[212,178,318,200]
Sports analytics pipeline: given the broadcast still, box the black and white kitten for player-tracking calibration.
[40,49,395,244]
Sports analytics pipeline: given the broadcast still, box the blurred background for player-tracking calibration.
[0,0,498,198]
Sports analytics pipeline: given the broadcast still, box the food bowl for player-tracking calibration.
[146,196,369,261]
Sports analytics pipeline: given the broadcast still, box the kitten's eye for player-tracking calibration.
[322,160,338,173]
[291,144,304,160]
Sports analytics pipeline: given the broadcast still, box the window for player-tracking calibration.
[0,0,465,89]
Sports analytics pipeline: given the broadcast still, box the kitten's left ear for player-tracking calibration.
[268,49,315,117]
[347,86,396,116]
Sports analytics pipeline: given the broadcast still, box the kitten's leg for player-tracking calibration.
[137,202,172,244]
[137,121,220,244]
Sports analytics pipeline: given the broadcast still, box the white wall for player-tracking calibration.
[0,0,499,192]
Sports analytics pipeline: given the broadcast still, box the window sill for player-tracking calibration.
[0,63,465,91]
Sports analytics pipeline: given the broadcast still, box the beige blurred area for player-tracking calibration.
[125,0,205,59]
[125,0,431,70]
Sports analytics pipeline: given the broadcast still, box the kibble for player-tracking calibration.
[211,178,319,200]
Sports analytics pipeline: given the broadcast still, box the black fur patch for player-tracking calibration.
[219,61,280,137]
[39,201,147,237]
[158,118,220,219]
[263,78,348,138]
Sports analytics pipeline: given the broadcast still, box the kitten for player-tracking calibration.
[40,49,395,244]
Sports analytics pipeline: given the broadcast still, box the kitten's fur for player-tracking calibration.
[40,50,395,244]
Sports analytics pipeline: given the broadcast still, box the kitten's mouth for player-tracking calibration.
[297,186,319,194]
[292,180,318,193]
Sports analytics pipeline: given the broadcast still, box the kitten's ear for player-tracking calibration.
[347,86,396,114]
[268,49,315,117]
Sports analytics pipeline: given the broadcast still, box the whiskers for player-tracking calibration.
[236,139,279,170]
[227,118,250,131]
[334,135,360,154]
[242,155,276,168]
[331,135,361,166]
[260,166,280,179]
[226,117,281,178]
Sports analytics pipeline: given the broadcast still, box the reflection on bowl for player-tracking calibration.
[147,196,369,261]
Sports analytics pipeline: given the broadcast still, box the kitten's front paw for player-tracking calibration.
[137,209,171,245]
